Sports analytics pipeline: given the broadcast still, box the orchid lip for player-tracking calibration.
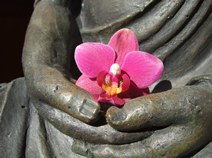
[97,69,130,97]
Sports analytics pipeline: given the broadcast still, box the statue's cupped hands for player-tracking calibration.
[21,0,153,146]
[22,1,212,157]
[72,76,212,157]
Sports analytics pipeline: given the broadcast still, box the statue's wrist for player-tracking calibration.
[33,0,81,18]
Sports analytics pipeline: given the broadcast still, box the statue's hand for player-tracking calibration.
[72,76,212,157]
[21,1,152,145]
[22,0,100,123]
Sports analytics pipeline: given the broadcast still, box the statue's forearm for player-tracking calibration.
[22,0,98,123]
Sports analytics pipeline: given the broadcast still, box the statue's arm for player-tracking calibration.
[22,0,100,123]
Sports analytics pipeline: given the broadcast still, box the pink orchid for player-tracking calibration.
[75,29,163,106]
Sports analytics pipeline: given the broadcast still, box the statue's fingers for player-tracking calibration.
[58,84,101,123]
[72,138,152,158]
[72,124,211,158]
[24,63,101,124]
[32,99,153,144]
[106,85,210,131]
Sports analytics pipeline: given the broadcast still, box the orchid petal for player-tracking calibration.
[94,94,125,106]
[75,43,115,78]
[76,75,105,95]
[118,82,149,101]
[108,29,138,66]
[121,51,164,89]
[121,74,130,92]
[97,71,108,87]
[112,95,125,106]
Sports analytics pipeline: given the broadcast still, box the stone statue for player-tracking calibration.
[0,0,212,157]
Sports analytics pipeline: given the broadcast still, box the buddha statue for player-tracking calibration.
[0,0,212,157]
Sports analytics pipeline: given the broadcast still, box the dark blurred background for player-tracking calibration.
[0,0,34,83]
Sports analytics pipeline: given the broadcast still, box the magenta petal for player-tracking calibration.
[94,94,125,106]
[75,43,115,78]
[140,87,150,96]
[76,75,105,95]
[108,29,138,67]
[121,73,130,92]
[93,94,114,104]
[121,51,164,89]
[118,82,149,101]
[112,95,125,106]
[97,71,108,87]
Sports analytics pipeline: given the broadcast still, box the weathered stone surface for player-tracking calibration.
[0,0,212,157]
[0,78,29,157]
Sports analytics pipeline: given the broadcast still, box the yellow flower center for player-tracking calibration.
[102,63,123,96]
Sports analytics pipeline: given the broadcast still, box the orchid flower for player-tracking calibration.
[75,29,163,106]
